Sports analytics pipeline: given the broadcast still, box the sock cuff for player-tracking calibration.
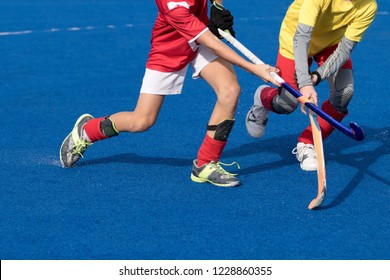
[260,86,278,112]
[322,100,348,120]
[83,117,106,142]
[197,134,226,166]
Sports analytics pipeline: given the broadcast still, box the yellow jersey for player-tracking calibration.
[279,0,377,59]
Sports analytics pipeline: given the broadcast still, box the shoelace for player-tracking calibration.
[292,145,315,161]
[72,139,92,157]
[215,161,240,176]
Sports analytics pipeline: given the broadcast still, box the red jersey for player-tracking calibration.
[146,0,209,72]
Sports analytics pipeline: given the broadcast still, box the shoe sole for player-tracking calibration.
[190,174,240,187]
[59,114,93,168]
[300,163,317,172]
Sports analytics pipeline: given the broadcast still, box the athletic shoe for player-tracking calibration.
[60,114,94,168]
[191,160,240,187]
[292,142,317,171]
[246,85,270,138]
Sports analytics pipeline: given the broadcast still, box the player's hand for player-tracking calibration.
[208,1,235,38]
[300,85,318,114]
[253,64,281,87]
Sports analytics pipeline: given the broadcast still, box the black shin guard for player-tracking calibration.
[207,119,235,142]
[100,117,119,138]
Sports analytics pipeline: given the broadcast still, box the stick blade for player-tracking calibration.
[350,122,365,141]
[308,185,327,210]
[308,113,327,210]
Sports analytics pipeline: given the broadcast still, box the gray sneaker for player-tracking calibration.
[60,114,94,168]
[246,85,270,138]
[190,160,240,187]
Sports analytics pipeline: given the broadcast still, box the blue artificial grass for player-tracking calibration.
[0,0,389,260]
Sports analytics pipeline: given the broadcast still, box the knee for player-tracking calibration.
[273,94,299,114]
[217,83,241,106]
[281,101,299,114]
[330,68,354,112]
[331,84,354,112]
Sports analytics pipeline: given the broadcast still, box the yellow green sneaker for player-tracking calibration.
[60,114,93,168]
[191,160,240,187]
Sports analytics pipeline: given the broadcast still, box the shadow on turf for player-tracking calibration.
[78,126,389,209]
[79,153,192,167]
[321,126,390,209]
[226,126,390,209]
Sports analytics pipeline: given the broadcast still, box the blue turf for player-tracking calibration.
[0,0,389,260]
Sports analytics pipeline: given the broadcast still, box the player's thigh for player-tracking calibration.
[200,57,240,96]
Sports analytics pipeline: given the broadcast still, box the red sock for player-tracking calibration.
[260,86,278,112]
[83,117,107,142]
[197,134,226,166]
[298,100,348,144]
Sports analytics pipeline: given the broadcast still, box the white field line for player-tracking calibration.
[0,24,135,37]
[0,10,387,37]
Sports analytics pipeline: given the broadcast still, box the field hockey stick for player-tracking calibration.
[308,112,327,210]
[217,29,365,141]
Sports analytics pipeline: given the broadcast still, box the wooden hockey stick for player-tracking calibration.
[307,111,327,209]
[218,29,328,209]
[217,29,365,141]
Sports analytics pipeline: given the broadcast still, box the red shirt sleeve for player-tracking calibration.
[163,6,207,42]
[146,1,209,72]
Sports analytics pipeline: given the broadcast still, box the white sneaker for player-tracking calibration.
[292,142,318,171]
[245,85,270,138]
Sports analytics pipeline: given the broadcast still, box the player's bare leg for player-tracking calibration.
[191,58,241,187]
[109,93,165,132]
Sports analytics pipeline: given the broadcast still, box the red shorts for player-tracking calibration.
[276,45,353,90]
